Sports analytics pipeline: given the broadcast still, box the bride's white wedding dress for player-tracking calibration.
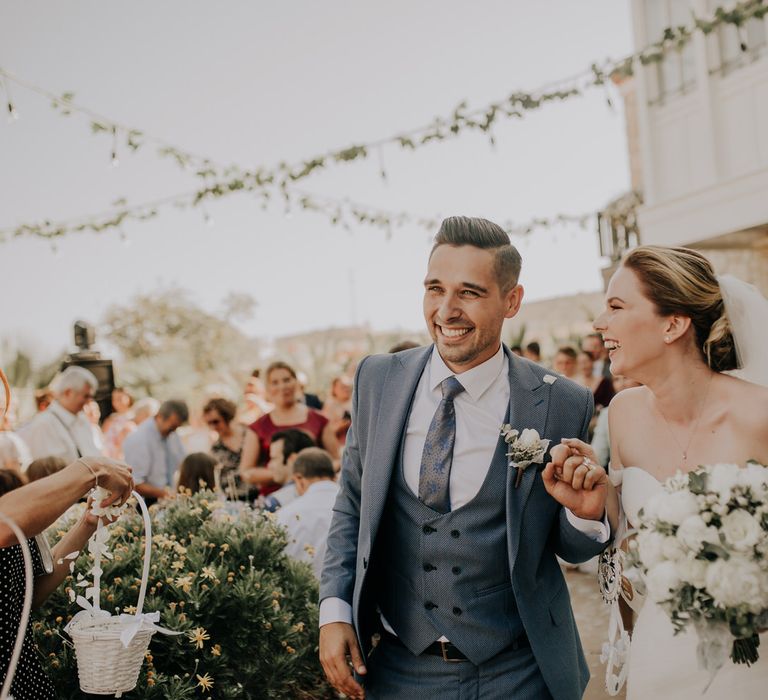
[622,467,768,699]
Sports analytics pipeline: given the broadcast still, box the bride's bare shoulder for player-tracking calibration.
[722,374,768,420]
[608,385,649,414]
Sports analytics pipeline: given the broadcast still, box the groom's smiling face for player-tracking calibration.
[424,244,522,373]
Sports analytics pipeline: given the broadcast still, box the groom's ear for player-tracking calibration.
[504,284,524,319]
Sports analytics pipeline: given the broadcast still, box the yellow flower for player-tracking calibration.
[188,626,210,649]
[122,605,137,615]
[171,560,186,571]
[201,566,217,581]
[211,644,221,657]
[174,574,194,593]
[196,673,214,692]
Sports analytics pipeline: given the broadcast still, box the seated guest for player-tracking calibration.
[240,361,338,496]
[18,366,103,461]
[102,387,136,459]
[275,447,339,579]
[523,341,542,364]
[132,397,160,425]
[388,340,420,353]
[203,397,247,498]
[177,452,218,494]
[123,399,188,505]
[575,351,615,410]
[26,456,67,482]
[552,345,578,379]
[261,429,316,512]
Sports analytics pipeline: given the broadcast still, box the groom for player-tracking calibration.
[319,216,609,700]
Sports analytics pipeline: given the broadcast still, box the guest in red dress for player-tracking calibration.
[239,361,338,495]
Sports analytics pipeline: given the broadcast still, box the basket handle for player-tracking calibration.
[132,491,152,616]
[0,512,34,700]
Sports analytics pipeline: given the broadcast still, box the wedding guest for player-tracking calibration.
[83,400,106,454]
[297,370,323,410]
[388,340,420,353]
[321,376,353,445]
[575,351,615,410]
[17,366,103,462]
[101,387,136,459]
[552,345,578,379]
[581,332,611,378]
[276,447,339,579]
[523,340,542,363]
[0,402,31,474]
[261,429,317,512]
[131,397,160,425]
[33,388,53,413]
[510,345,523,356]
[177,452,217,494]
[123,399,188,505]
[239,370,273,425]
[590,375,642,469]
[26,456,67,482]
[0,366,133,700]
[203,397,247,498]
[240,362,337,495]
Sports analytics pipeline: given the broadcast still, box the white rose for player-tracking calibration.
[517,428,541,451]
[638,531,667,569]
[708,463,741,497]
[675,556,708,588]
[661,535,687,561]
[737,463,768,495]
[706,556,766,611]
[720,509,762,552]
[645,561,681,603]
[676,515,720,553]
[655,490,700,526]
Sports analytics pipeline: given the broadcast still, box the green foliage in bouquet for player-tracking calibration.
[33,492,335,699]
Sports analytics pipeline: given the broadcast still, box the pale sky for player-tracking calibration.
[0,1,633,362]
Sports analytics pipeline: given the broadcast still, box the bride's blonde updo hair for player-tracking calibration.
[622,245,738,372]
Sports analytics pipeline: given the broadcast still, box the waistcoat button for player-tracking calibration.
[451,530,460,538]
[453,607,462,615]
[423,563,435,572]
[424,601,437,610]
[452,566,461,575]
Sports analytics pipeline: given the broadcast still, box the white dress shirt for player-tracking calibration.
[319,345,608,628]
[17,401,102,462]
[276,480,340,579]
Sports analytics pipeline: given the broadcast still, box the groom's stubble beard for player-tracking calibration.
[433,324,499,369]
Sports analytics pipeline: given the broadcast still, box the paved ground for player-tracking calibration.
[565,565,626,700]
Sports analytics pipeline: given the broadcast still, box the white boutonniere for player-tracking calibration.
[543,374,557,385]
[500,425,551,488]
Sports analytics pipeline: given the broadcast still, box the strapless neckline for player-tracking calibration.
[621,467,663,530]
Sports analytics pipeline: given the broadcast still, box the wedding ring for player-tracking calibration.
[582,456,597,472]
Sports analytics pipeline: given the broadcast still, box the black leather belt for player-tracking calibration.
[381,630,529,663]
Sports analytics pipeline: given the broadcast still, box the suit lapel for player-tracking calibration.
[504,348,550,571]
[366,346,431,538]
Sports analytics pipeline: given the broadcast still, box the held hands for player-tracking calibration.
[319,622,367,700]
[74,456,134,507]
[542,438,608,520]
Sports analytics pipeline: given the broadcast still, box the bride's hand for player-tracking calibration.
[542,438,608,519]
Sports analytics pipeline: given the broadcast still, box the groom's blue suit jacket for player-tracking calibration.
[320,345,609,700]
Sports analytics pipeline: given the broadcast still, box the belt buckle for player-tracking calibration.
[440,641,462,663]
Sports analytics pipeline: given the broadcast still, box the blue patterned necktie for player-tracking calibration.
[418,375,465,513]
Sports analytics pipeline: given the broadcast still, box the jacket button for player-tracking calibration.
[453,607,462,615]
[452,566,461,575]
[451,530,460,538]
[424,601,437,610]
[423,563,436,572]
[423,525,436,535]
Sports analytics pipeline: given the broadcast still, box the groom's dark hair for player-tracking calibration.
[431,216,522,292]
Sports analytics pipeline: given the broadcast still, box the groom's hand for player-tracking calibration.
[319,622,366,699]
[542,440,608,520]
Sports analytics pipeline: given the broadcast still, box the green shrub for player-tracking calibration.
[34,491,334,699]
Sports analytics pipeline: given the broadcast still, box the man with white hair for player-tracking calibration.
[17,366,104,461]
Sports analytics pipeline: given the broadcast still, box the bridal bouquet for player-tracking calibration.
[632,462,768,676]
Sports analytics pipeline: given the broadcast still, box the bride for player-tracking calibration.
[550,245,768,698]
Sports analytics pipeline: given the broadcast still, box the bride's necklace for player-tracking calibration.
[653,373,714,470]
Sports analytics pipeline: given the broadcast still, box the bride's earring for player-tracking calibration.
[664,336,671,343]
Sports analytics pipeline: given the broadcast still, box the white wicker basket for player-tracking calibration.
[67,491,156,697]
[0,512,34,700]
